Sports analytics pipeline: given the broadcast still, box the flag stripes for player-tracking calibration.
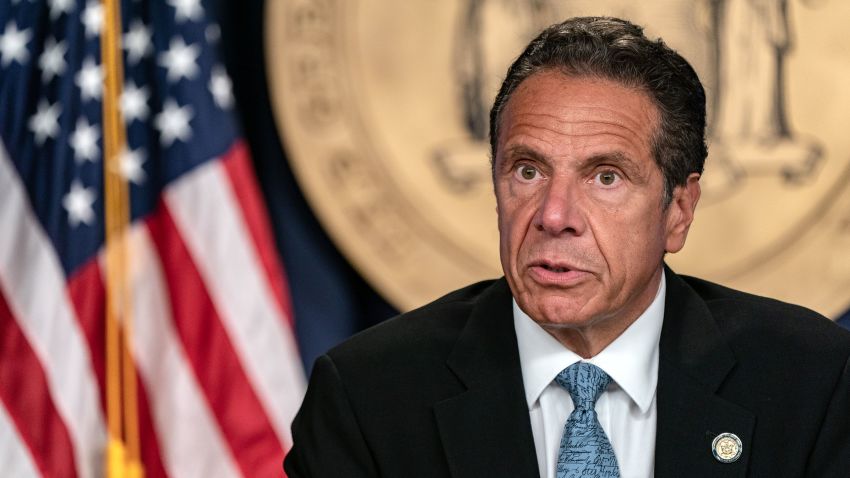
[220,142,295,326]
[166,145,304,447]
[1,130,304,477]
[0,144,106,478]
[147,200,285,477]
[0,1,305,474]
[0,399,42,478]
[0,287,78,478]
[127,226,241,478]
[131,373,169,478]
[67,260,108,412]
[68,256,172,478]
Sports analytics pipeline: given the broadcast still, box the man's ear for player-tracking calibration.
[665,173,701,254]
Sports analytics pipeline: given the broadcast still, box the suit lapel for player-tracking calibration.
[434,279,540,478]
[433,271,757,477]
[655,268,755,478]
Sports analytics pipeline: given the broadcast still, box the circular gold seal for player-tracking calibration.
[712,432,743,463]
[266,0,850,314]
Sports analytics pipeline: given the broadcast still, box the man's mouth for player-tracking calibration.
[527,260,590,285]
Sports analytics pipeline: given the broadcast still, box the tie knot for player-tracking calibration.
[555,362,611,410]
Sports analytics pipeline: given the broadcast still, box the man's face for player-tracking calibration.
[494,71,699,343]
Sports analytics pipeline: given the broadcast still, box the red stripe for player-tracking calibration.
[66,259,168,478]
[146,203,285,477]
[0,284,78,478]
[135,373,169,478]
[220,141,295,326]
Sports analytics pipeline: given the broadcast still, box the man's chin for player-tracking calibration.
[533,315,600,333]
[517,295,598,329]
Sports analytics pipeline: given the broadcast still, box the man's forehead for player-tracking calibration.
[497,72,659,154]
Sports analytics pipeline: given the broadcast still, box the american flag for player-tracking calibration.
[0,0,305,476]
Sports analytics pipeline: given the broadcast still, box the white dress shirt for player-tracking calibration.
[513,273,666,478]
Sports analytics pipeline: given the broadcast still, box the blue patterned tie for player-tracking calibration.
[555,362,620,478]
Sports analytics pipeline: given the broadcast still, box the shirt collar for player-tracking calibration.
[513,272,666,413]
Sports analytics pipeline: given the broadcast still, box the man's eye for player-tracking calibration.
[596,170,620,186]
[516,164,538,181]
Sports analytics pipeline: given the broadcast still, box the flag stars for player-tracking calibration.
[39,37,66,82]
[29,100,62,145]
[82,1,104,38]
[0,21,31,67]
[70,117,100,163]
[158,37,199,82]
[167,0,204,23]
[209,66,233,110]
[117,148,147,184]
[63,180,97,227]
[48,0,74,20]
[205,24,221,43]
[155,99,193,146]
[76,57,103,101]
[123,20,152,65]
[121,82,150,123]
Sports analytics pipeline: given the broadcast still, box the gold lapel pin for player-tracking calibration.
[712,432,743,463]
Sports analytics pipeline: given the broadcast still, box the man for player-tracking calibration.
[284,17,850,478]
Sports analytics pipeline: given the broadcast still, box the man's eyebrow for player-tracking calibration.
[578,152,647,181]
[500,145,548,162]
[579,151,630,167]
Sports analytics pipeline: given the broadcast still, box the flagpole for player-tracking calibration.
[101,0,143,475]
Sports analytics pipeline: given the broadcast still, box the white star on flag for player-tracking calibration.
[117,147,147,184]
[121,81,150,123]
[167,0,204,23]
[123,20,152,65]
[205,24,221,43]
[39,37,67,82]
[0,21,31,66]
[158,36,200,82]
[155,99,194,146]
[70,117,100,163]
[48,0,74,20]
[28,100,61,145]
[75,56,103,101]
[209,65,233,110]
[81,1,104,38]
[62,179,97,227]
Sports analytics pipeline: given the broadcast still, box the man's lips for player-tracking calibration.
[527,261,591,285]
[529,259,586,272]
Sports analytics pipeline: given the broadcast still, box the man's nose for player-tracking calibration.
[533,179,586,236]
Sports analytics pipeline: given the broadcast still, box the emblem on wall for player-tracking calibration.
[266,0,850,315]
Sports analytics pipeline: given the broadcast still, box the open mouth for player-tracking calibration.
[529,262,587,284]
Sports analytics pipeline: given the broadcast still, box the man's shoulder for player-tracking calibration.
[679,273,850,355]
[324,278,504,370]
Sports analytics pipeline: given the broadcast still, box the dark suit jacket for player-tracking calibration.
[284,269,850,477]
